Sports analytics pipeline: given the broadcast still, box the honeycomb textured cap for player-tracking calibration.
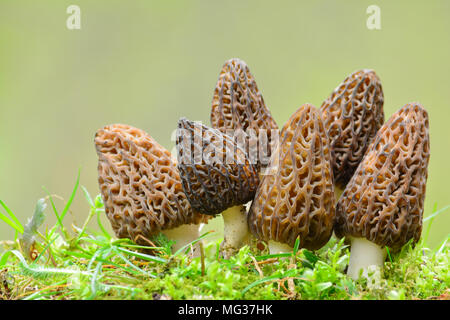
[247,104,335,249]
[320,69,384,189]
[95,124,207,245]
[335,103,430,251]
[176,118,260,216]
[210,58,279,170]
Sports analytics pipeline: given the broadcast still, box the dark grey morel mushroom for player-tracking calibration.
[319,69,384,198]
[210,58,278,173]
[248,104,336,254]
[176,118,259,258]
[335,103,430,280]
[95,124,208,252]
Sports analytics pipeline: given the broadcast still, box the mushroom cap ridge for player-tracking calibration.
[320,69,384,189]
[95,124,207,245]
[176,118,260,216]
[248,104,335,249]
[210,58,279,170]
[334,103,430,251]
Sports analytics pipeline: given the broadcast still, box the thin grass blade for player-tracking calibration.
[116,247,167,264]
[0,199,24,233]
[0,211,23,234]
[173,231,214,257]
[59,168,81,222]
[423,204,450,222]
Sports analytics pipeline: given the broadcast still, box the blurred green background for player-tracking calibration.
[0,0,449,248]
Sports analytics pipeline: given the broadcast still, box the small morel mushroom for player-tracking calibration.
[335,103,430,281]
[319,69,384,197]
[176,118,260,258]
[95,124,208,252]
[248,104,335,254]
[210,58,279,172]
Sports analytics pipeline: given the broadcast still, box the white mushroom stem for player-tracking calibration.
[268,241,293,254]
[347,237,387,282]
[221,205,250,258]
[162,223,201,256]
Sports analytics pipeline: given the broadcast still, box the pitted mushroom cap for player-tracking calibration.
[248,104,335,250]
[320,69,384,189]
[176,118,260,216]
[95,124,207,245]
[335,103,430,251]
[210,58,278,169]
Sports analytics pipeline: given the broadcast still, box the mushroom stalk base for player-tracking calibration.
[162,223,200,257]
[268,241,293,255]
[221,205,250,259]
[347,237,387,284]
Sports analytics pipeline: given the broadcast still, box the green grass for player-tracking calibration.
[0,175,449,300]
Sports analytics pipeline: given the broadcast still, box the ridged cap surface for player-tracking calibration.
[95,124,207,244]
[210,58,278,170]
[248,104,335,249]
[335,103,430,251]
[320,69,384,189]
[176,118,260,216]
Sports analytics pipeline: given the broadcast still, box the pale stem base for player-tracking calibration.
[348,237,387,286]
[162,223,201,257]
[221,205,250,258]
[268,240,293,255]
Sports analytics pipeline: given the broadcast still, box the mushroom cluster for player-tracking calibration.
[94,61,430,285]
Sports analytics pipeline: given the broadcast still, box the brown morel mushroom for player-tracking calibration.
[176,118,260,258]
[248,104,335,254]
[335,103,430,281]
[319,69,384,198]
[95,124,208,252]
[210,58,278,173]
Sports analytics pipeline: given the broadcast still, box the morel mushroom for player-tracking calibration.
[248,104,335,254]
[335,103,430,280]
[210,58,278,173]
[319,69,384,197]
[176,118,260,258]
[95,124,208,252]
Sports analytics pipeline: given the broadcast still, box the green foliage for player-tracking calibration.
[0,175,449,300]
[0,199,24,238]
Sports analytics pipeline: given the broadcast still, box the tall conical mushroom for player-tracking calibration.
[210,58,278,173]
[319,69,384,198]
[335,103,430,281]
[95,124,208,252]
[248,104,336,254]
[176,118,260,258]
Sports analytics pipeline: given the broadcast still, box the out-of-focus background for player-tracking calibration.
[0,1,449,248]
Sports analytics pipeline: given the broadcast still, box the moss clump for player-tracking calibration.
[0,188,449,300]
